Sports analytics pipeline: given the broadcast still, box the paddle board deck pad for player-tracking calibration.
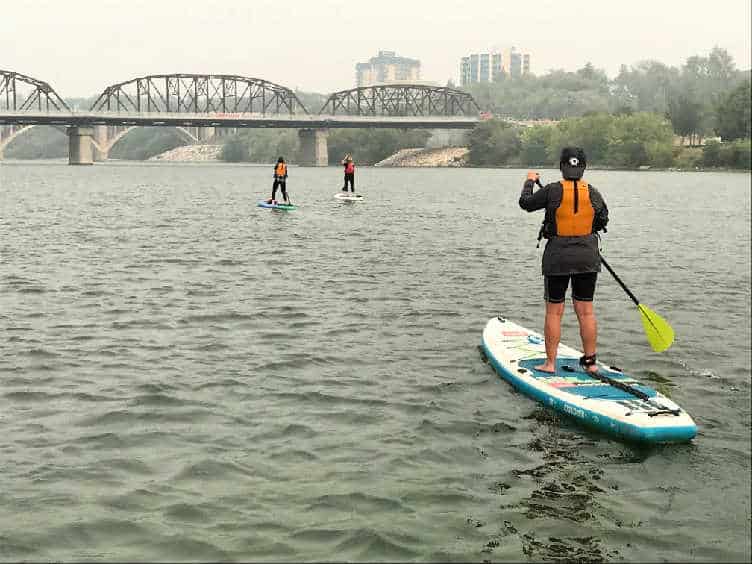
[258,201,296,210]
[481,316,696,443]
[334,193,364,202]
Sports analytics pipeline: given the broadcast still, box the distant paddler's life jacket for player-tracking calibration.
[537,179,605,246]
[275,162,287,178]
[345,161,355,174]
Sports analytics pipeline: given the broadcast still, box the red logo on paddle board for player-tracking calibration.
[501,331,528,336]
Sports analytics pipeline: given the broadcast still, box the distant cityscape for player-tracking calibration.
[354,48,532,88]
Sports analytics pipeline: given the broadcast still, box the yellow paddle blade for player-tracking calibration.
[638,303,674,352]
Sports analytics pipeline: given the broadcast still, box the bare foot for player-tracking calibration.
[534,363,556,373]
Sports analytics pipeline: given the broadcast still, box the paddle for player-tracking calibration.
[599,256,674,352]
[531,175,674,353]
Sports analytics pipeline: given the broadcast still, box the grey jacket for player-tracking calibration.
[519,179,608,276]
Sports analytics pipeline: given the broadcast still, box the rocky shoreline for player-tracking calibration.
[148,144,222,162]
[374,147,469,167]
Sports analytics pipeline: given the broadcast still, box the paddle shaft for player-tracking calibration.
[599,256,640,306]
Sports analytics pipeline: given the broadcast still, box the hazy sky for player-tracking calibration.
[3,0,750,98]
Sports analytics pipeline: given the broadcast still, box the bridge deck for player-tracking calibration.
[0,112,479,129]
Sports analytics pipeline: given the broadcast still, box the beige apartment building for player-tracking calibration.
[355,50,421,87]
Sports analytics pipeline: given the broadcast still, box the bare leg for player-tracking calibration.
[535,301,565,373]
[573,299,597,373]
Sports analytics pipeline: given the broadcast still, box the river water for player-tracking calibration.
[0,160,750,562]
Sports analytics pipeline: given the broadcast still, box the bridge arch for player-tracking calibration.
[1,70,69,112]
[90,74,309,115]
[319,84,480,117]
[0,124,69,157]
[95,125,200,155]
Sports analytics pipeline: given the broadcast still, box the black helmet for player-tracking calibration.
[559,147,586,180]
[278,156,285,163]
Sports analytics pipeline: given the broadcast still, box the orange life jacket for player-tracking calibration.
[555,179,595,236]
[275,162,287,177]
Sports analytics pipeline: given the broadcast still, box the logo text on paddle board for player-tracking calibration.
[502,331,528,336]
[562,403,586,419]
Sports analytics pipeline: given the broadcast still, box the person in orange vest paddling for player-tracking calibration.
[518,147,609,375]
[341,154,356,193]
[267,156,290,205]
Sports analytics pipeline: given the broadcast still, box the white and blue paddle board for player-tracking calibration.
[334,192,364,202]
[481,316,697,443]
[257,200,296,210]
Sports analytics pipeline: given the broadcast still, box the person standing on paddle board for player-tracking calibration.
[341,154,355,193]
[518,147,609,374]
[267,156,290,205]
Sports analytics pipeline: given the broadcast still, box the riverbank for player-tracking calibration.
[374,147,469,167]
[148,144,222,162]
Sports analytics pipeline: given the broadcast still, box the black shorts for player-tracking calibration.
[544,273,598,304]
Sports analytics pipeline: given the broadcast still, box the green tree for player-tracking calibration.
[520,125,555,166]
[467,120,521,166]
[667,91,704,144]
[220,136,249,162]
[715,79,752,141]
[605,113,674,167]
[551,113,615,163]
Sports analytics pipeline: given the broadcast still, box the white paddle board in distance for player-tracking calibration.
[334,192,364,202]
[481,316,697,443]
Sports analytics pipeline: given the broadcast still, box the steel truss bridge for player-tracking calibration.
[320,84,479,117]
[1,71,481,164]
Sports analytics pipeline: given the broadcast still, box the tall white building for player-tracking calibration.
[460,48,531,86]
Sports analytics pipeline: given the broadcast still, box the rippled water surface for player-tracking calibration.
[1,161,750,562]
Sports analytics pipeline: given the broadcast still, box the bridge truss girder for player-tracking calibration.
[90,74,309,115]
[0,70,70,112]
[319,84,480,117]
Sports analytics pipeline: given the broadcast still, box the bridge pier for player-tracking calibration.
[197,126,215,141]
[68,126,94,165]
[92,125,108,162]
[298,128,328,167]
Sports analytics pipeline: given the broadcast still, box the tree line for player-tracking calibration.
[466,113,750,170]
[464,47,750,146]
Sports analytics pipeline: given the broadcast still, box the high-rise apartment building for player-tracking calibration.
[460,48,531,86]
[356,50,421,87]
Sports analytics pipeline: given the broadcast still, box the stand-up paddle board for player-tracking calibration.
[334,192,364,202]
[258,200,296,210]
[481,316,696,443]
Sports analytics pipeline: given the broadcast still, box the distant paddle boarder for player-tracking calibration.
[518,147,609,375]
[341,154,356,193]
[267,156,290,205]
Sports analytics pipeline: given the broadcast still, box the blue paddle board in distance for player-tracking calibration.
[481,316,697,444]
[258,200,296,210]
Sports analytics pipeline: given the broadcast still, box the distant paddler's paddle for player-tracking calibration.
[531,174,674,352]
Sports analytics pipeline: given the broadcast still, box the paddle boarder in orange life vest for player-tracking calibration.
[267,156,290,205]
[518,147,609,375]
[341,154,356,193]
